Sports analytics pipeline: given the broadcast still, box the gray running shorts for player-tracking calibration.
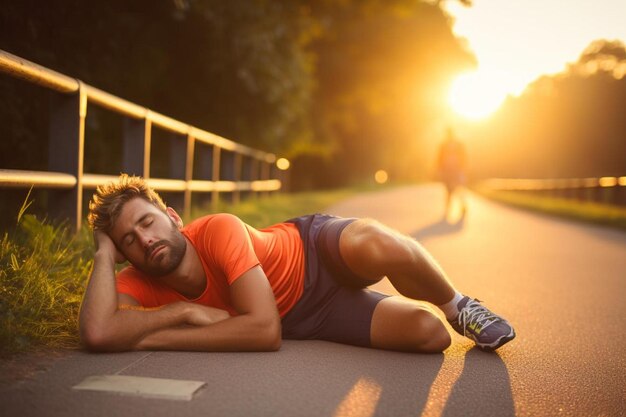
[281,214,390,347]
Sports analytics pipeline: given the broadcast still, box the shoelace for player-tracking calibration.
[457,299,498,336]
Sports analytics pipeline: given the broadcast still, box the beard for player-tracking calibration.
[138,220,187,277]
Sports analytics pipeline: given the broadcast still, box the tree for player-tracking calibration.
[573,39,626,79]
[292,0,475,188]
[0,0,475,194]
[465,39,626,180]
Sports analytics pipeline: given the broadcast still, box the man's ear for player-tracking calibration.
[166,207,184,229]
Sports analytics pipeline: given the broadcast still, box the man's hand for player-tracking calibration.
[93,229,126,264]
[185,304,231,326]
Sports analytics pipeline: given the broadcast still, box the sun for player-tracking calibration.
[448,72,507,119]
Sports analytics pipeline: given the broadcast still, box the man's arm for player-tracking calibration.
[134,265,282,352]
[78,231,214,352]
[118,294,232,327]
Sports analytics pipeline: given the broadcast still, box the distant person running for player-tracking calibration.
[79,174,515,354]
[437,128,468,217]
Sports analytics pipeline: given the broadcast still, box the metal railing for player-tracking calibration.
[0,50,285,230]
[481,176,626,206]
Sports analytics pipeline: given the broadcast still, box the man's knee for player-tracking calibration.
[371,299,451,353]
[410,309,451,353]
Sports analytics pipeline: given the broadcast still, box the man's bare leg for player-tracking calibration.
[340,220,456,304]
[368,297,451,353]
[338,219,515,352]
[337,220,454,352]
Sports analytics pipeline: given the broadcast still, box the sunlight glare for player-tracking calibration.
[443,0,626,98]
[448,72,507,120]
[333,377,382,417]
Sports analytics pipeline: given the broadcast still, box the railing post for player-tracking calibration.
[261,160,270,198]
[250,158,259,199]
[48,85,86,231]
[211,146,221,213]
[123,114,151,177]
[195,144,212,208]
[165,131,187,213]
[183,133,195,220]
[276,161,290,193]
[233,153,242,205]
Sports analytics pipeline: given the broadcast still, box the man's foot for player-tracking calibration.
[448,297,515,351]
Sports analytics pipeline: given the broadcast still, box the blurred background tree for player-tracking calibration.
[2,0,622,204]
[0,0,318,173]
[294,0,475,188]
[464,39,626,180]
[0,0,473,191]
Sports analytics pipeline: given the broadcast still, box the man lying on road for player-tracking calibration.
[79,174,515,353]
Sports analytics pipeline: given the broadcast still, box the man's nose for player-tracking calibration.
[138,234,153,249]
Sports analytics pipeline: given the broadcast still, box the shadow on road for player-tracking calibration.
[139,342,446,416]
[353,350,444,417]
[411,214,466,242]
[441,347,515,417]
[0,342,518,417]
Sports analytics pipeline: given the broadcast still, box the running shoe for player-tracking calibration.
[449,296,515,351]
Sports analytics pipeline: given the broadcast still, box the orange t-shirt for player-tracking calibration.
[115,213,305,317]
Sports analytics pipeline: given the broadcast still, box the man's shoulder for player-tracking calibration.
[185,213,243,228]
[183,214,251,255]
[184,213,247,236]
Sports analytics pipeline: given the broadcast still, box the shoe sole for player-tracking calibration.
[476,329,516,352]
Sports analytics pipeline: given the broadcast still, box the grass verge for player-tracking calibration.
[1,188,357,356]
[474,185,626,231]
[0,212,94,356]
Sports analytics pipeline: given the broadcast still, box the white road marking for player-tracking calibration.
[73,375,206,401]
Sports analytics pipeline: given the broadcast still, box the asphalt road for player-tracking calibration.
[1,183,625,417]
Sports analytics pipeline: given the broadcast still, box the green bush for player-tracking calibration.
[0,209,93,354]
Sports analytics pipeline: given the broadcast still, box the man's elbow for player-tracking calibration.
[80,323,127,353]
[257,316,282,351]
[80,326,110,352]
[266,326,282,352]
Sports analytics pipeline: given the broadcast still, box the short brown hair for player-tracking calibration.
[88,174,166,231]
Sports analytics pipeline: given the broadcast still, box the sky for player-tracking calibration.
[442,0,626,118]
